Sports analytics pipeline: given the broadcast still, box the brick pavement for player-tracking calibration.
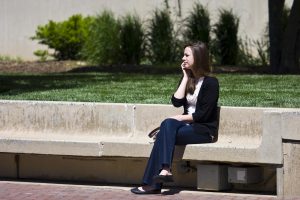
[0,180,298,200]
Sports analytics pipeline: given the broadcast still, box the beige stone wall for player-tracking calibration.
[0,0,293,60]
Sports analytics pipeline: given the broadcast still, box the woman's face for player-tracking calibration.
[182,47,194,69]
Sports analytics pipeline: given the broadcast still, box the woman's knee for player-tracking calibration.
[158,118,183,138]
[160,118,179,128]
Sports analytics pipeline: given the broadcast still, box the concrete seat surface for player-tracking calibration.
[0,100,299,165]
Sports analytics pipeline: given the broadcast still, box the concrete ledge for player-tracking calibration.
[1,100,299,165]
[1,100,300,196]
[0,139,102,157]
[0,100,135,137]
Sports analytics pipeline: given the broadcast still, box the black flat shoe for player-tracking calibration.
[130,187,161,195]
[153,174,174,183]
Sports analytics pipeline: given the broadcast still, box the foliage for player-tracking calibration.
[82,11,121,65]
[0,55,22,62]
[31,14,92,60]
[33,50,50,62]
[184,3,211,45]
[147,9,178,64]
[120,14,144,65]
[254,39,269,66]
[237,37,268,66]
[212,9,239,65]
[28,6,296,69]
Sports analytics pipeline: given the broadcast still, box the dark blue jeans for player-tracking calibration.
[142,118,212,189]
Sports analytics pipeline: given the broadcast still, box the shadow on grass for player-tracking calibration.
[0,63,265,98]
[0,71,171,97]
[67,64,270,75]
[67,64,181,74]
[0,73,111,96]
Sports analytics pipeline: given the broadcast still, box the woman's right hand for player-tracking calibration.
[181,62,189,79]
[174,62,189,99]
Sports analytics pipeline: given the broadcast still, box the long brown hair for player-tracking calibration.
[185,41,211,94]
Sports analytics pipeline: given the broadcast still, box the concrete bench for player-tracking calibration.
[0,100,299,197]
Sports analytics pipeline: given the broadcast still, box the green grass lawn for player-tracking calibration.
[0,72,299,108]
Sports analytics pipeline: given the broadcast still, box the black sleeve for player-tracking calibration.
[192,77,219,123]
[171,76,186,108]
[171,94,186,107]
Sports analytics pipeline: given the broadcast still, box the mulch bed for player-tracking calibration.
[0,61,80,73]
[0,61,268,74]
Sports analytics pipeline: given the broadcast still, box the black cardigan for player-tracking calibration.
[171,76,219,137]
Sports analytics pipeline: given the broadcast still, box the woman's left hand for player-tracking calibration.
[169,114,193,122]
[169,115,183,121]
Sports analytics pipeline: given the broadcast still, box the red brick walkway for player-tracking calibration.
[0,180,296,200]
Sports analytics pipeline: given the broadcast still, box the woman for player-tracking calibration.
[131,41,219,194]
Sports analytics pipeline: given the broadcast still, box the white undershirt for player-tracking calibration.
[186,77,204,114]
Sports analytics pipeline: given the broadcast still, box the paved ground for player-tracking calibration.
[1,180,297,200]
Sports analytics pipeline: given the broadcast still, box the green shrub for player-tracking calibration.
[0,55,22,62]
[83,11,121,65]
[31,14,92,60]
[184,3,211,45]
[254,39,269,66]
[147,9,178,64]
[212,9,239,65]
[120,14,144,65]
[237,37,263,66]
[33,50,50,62]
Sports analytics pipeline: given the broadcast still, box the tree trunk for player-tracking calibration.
[280,0,300,73]
[268,0,285,73]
